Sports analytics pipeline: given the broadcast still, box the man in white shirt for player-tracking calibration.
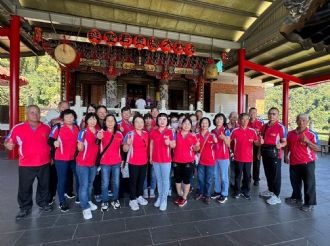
[135,95,146,109]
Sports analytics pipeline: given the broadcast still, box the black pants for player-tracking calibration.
[65,167,74,195]
[173,162,194,184]
[252,144,261,182]
[129,164,147,200]
[93,169,102,196]
[49,164,57,200]
[18,164,50,210]
[263,156,281,196]
[234,161,252,195]
[290,162,316,205]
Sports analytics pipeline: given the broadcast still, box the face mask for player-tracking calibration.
[171,122,179,129]
[192,121,197,127]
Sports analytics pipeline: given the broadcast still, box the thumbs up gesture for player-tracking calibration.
[219,133,226,140]
[195,139,200,148]
[260,136,264,145]
[120,125,124,133]
[97,130,104,140]
[54,140,60,148]
[126,135,133,146]
[164,135,170,146]
[301,133,309,144]
[5,138,15,150]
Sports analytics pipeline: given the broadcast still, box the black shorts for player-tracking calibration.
[173,162,194,184]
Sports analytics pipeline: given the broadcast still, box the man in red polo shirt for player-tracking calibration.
[5,105,53,220]
[260,107,287,205]
[230,113,260,199]
[248,107,264,186]
[284,114,320,211]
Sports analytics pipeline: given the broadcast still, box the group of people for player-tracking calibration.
[4,101,320,221]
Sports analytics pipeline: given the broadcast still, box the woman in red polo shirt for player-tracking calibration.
[195,117,218,204]
[123,115,149,211]
[76,113,99,220]
[49,109,80,212]
[173,117,200,207]
[150,113,176,211]
[97,114,123,211]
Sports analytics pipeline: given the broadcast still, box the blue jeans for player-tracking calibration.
[143,164,157,190]
[153,162,171,202]
[55,160,79,203]
[76,165,97,210]
[214,159,229,197]
[101,164,120,202]
[198,164,215,197]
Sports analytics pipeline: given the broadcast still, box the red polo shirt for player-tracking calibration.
[76,128,99,167]
[6,121,51,167]
[118,119,134,137]
[212,127,231,160]
[100,131,123,165]
[261,121,287,159]
[248,119,263,135]
[50,124,80,161]
[196,131,216,166]
[287,128,320,165]
[173,131,197,163]
[124,130,149,165]
[150,127,174,163]
[230,126,258,163]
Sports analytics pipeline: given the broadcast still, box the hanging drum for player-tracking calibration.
[54,44,77,65]
[204,58,219,81]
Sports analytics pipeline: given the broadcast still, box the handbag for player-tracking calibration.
[261,124,279,159]
[122,133,134,178]
[95,133,115,166]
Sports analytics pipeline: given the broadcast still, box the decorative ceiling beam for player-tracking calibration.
[16,8,241,50]
[0,41,9,52]
[167,0,258,18]
[75,0,245,31]
[0,50,44,58]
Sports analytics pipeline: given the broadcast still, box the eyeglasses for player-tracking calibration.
[268,113,277,115]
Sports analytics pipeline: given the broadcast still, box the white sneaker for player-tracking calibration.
[143,189,149,199]
[82,208,92,220]
[267,195,282,205]
[168,190,172,197]
[154,198,161,208]
[159,200,167,211]
[88,201,98,211]
[259,190,274,197]
[129,199,139,211]
[149,189,156,198]
[137,196,148,206]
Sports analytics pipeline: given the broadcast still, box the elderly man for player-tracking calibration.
[284,114,320,211]
[5,105,53,220]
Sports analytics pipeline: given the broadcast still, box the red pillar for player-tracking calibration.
[9,15,20,160]
[282,79,289,128]
[238,48,245,114]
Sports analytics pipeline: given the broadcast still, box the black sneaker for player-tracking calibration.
[285,197,303,204]
[49,196,56,206]
[15,209,30,220]
[40,205,53,212]
[241,193,251,200]
[211,192,221,199]
[59,202,69,212]
[217,196,228,204]
[64,193,76,199]
[300,205,314,212]
[233,193,240,199]
[75,197,80,204]
[253,181,259,186]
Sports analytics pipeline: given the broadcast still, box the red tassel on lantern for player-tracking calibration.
[133,35,147,50]
[33,27,43,43]
[87,29,102,46]
[184,43,195,57]
[103,31,118,47]
[147,36,159,52]
[160,39,172,54]
[173,42,184,56]
[119,32,133,49]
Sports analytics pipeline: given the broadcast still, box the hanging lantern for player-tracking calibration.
[147,36,159,52]
[87,28,102,46]
[33,27,43,43]
[204,57,219,82]
[133,35,147,50]
[103,31,118,47]
[173,42,184,56]
[160,39,172,54]
[184,43,195,57]
[119,32,133,48]
[221,52,228,63]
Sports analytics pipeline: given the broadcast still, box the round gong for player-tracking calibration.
[54,44,77,64]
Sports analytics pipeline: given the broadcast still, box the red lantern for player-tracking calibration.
[173,42,184,56]
[133,35,147,50]
[33,27,43,43]
[184,43,195,57]
[87,28,102,46]
[103,31,118,47]
[160,39,172,54]
[147,36,159,52]
[221,52,228,63]
[119,32,133,48]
